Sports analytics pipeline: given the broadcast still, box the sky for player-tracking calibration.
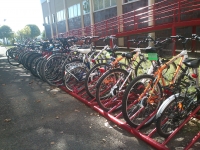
[0,0,44,33]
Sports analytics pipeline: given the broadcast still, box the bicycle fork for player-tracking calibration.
[110,69,133,96]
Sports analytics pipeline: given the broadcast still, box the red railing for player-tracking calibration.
[60,0,200,38]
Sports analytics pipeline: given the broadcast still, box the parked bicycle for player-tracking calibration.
[155,34,200,137]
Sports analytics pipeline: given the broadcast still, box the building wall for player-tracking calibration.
[83,14,91,27]
[66,0,82,7]
[41,0,200,50]
[57,21,66,33]
[122,0,148,31]
[41,1,48,18]
[123,0,148,14]
[44,25,52,39]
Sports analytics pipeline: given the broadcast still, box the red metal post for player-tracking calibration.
[185,132,200,150]
[110,38,113,49]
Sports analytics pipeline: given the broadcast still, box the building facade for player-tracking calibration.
[40,0,200,49]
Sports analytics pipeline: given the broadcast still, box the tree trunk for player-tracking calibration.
[3,38,6,45]
[6,38,8,45]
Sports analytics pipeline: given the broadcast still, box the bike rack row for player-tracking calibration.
[59,83,200,150]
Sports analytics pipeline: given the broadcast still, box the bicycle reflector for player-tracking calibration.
[99,67,106,73]
[191,73,198,78]
[91,59,96,63]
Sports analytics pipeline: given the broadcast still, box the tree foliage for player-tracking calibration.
[26,24,40,38]
[42,30,45,39]
[21,26,31,37]
[0,25,12,39]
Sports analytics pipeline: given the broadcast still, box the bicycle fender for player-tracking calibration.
[156,93,184,118]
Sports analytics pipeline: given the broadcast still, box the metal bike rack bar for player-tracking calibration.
[60,85,200,150]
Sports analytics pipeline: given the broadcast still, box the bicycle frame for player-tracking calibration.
[138,49,189,103]
[108,49,142,92]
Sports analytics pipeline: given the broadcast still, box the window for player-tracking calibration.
[83,0,90,14]
[68,4,81,18]
[93,0,116,11]
[57,10,65,22]
[124,0,139,3]
[111,0,116,6]
[45,16,49,24]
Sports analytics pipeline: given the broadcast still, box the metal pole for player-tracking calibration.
[53,0,58,38]
[47,0,54,38]
[63,0,69,34]
[89,0,94,35]
[148,0,155,47]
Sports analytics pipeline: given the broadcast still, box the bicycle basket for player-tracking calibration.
[158,39,175,59]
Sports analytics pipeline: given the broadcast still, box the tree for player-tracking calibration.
[26,24,40,38]
[0,25,12,45]
[21,26,31,38]
[42,30,45,39]
[16,30,24,42]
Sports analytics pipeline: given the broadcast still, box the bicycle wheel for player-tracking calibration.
[122,74,163,128]
[30,55,43,77]
[156,95,188,138]
[21,51,34,70]
[25,53,40,70]
[64,64,89,91]
[42,55,69,86]
[96,68,131,112]
[35,57,45,79]
[85,63,111,98]
[135,58,153,76]
[160,60,177,85]
[7,51,20,66]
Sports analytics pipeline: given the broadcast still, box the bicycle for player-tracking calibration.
[155,34,200,138]
[84,35,128,99]
[63,36,105,91]
[95,36,176,112]
[121,35,190,129]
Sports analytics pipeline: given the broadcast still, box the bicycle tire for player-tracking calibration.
[135,58,153,76]
[96,68,131,112]
[30,54,43,77]
[122,74,163,128]
[7,51,20,66]
[63,59,88,91]
[85,63,111,98]
[156,95,187,138]
[43,55,69,86]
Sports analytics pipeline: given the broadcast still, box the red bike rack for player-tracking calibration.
[60,83,200,150]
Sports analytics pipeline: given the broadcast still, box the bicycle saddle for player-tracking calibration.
[183,58,200,68]
[145,47,160,53]
[77,48,91,54]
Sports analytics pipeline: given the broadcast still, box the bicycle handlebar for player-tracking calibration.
[192,34,200,41]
